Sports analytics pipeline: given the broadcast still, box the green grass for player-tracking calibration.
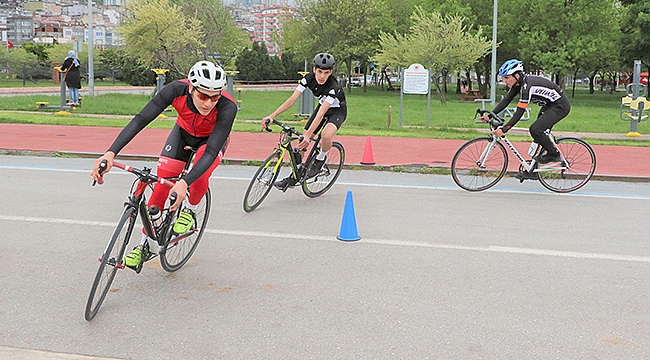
[1,85,649,146]
[0,78,131,88]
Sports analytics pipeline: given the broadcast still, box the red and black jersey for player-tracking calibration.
[107,79,237,185]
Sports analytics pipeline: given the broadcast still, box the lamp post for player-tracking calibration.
[87,0,94,96]
[490,0,498,106]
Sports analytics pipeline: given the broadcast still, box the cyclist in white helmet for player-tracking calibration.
[91,60,237,269]
[481,59,571,165]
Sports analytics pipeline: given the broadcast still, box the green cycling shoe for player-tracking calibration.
[173,207,196,234]
[124,245,144,267]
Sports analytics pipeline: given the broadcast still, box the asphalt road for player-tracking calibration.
[1,155,649,360]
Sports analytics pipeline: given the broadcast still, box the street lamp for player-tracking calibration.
[490,0,497,106]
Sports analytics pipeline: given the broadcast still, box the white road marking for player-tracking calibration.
[2,164,650,200]
[2,215,649,263]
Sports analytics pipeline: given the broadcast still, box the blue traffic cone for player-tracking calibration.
[337,190,360,241]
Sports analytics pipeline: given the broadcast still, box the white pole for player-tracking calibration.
[490,0,498,106]
[87,0,94,96]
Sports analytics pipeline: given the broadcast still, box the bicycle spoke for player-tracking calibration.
[160,189,210,272]
[451,137,507,191]
[85,207,136,321]
[537,137,596,193]
[243,152,282,212]
[302,142,344,197]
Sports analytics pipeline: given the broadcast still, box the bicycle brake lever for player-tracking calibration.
[263,118,273,132]
[92,159,108,186]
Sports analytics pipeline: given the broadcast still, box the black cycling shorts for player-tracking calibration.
[305,104,347,133]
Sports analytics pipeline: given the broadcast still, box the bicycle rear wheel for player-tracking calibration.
[85,206,137,321]
[160,188,211,272]
[537,137,596,193]
[451,137,508,191]
[302,142,344,198]
[243,151,282,212]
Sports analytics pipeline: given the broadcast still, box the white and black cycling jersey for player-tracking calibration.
[519,76,564,107]
[498,75,566,109]
[296,72,346,108]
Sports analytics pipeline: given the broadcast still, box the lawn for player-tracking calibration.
[1,84,648,146]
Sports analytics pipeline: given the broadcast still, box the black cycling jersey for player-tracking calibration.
[494,75,569,132]
[107,80,237,185]
[297,72,346,109]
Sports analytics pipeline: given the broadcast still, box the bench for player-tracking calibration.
[461,90,482,101]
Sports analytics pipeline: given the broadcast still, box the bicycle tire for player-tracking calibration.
[537,137,596,193]
[302,142,345,198]
[85,206,137,321]
[243,151,283,212]
[160,188,211,272]
[451,137,508,191]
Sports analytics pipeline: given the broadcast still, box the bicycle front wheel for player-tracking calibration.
[85,206,137,321]
[537,137,596,193]
[451,137,508,191]
[243,151,282,212]
[302,142,345,198]
[160,188,211,272]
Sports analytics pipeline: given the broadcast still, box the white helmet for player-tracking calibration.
[188,61,226,91]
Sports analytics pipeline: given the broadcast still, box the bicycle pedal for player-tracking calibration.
[125,262,143,274]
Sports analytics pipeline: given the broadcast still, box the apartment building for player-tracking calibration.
[252,6,293,56]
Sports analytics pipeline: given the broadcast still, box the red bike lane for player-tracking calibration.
[0,123,648,180]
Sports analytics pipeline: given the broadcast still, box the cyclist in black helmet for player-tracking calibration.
[481,59,571,164]
[262,52,347,190]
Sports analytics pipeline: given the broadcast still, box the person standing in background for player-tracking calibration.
[60,50,81,106]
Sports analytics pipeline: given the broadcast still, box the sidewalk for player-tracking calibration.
[1,123,649,181]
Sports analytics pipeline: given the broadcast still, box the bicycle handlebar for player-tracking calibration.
[93,159,176,188]
[264,118,306,142]
[475,109,505,130]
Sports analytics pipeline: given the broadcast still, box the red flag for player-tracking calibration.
[6,40,12,49]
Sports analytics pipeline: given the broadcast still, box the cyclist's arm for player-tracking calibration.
[502,105,528,132]
[262,89,302,127]
[107,84,178,154]
[491,86,518,116]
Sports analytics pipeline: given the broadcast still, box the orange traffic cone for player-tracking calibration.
[360,136,375,165]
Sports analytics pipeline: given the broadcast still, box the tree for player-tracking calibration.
[373,7,492,104]
[282,0,393,89]
[280,52,304,80]
[502,0,621,93]
[172,0,248,64]
[118,0,205,79]
[236,42,272,81]
[620,0,650,67]
[21,42,52,62]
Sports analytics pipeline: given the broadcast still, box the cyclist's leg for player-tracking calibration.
[530,101,570,157]
[306,108,345,178]
[186,140,226,205]
[319,107,346,152]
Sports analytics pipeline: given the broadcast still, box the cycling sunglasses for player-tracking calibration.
[193,87,222,102]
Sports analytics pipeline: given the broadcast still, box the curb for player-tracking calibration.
[2,149,648,183]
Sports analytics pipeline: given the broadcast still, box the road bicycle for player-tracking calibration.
[451,109,596,193]
[85,148,210,321]
[243,119,345,212]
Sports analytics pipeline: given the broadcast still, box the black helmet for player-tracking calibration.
[313,53,335,70]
